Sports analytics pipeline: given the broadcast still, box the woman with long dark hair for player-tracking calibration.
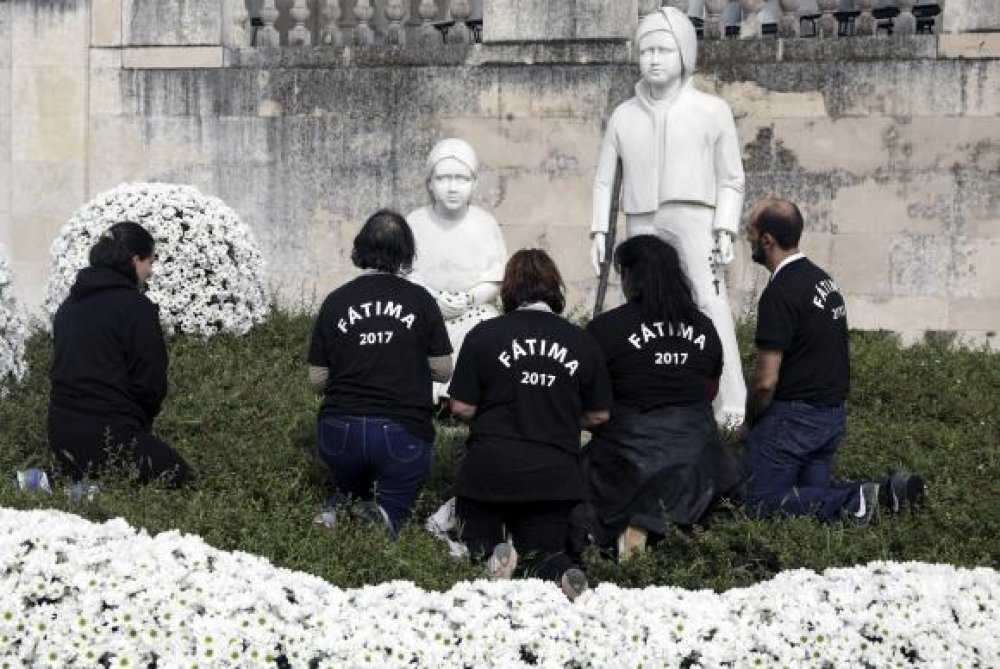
[582,235,742,558]
[49,221,192,486]
[449,249,612,600]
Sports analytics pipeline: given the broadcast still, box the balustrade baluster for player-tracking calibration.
[385,0,406,46]
[779,0,798,37]
[417,0,440,45]
[288,0,312,46]
[818,0,837,37]
[447,0,473,44]
[353,0,375,46]
[740,0,762,38]
[857,0,875,36]
[258,0,281,47]
[321,0,344,46]
[896,0,916,35]
[228,0,250,47]
[704,0,725,38]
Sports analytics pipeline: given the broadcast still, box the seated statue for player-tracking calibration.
[407,138,508,399]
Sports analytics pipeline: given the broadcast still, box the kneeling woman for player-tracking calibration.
[449,250,611,599]
[307,210,453,534]
[49,221,192,486]
[584,236,742,557]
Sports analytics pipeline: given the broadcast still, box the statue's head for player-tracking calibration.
[425,138,479,215]
[635,7,697,83]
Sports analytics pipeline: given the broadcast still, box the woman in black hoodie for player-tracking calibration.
[48,221,192,486]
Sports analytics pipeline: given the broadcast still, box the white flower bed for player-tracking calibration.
[0,508,996,668]
[44,183,269,337]
[0,250,28,394]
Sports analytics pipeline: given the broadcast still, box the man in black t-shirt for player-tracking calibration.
[307,211,452,534]
[742,198,922,524]
[449,250,611,599]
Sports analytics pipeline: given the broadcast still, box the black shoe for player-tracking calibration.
[880,472,925,513]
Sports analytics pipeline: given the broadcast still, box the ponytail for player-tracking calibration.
[88,221,155,284]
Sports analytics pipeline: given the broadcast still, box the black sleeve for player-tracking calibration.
[755,287,795,351]
[422,292,453,357]
[127,300,169,426]
[307,297,332,366]
[580,335,613,412]
[448,327,481,406]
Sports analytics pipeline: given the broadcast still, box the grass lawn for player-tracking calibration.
[1,311,997,592]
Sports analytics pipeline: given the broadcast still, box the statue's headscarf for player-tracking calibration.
[425,138,479,180]
[635,7,698,79]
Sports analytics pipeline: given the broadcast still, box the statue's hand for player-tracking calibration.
[437,291,470,320]
[590,233,606,277]
[714,230,735,266]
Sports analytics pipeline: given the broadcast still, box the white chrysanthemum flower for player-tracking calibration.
[0,247,29,394]
[1,509,998,666]
[44,183,269,337]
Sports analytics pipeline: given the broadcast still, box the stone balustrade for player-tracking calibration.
[226,0,483,48]
[653,0,944,40]
[226,0,943,48]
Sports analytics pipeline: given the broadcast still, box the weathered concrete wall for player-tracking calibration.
[3,2,999,349]
[3,0,90,296]
[0,2,11,273]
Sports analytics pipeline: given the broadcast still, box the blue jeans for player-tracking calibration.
[317,414,431,533]
[742,400,856,522]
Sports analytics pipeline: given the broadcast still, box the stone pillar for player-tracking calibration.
[779,0,799,37]
[123,0,224,46]
[484,0,639,41]
[943,0,1000,33]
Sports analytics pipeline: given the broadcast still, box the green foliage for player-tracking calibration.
[1,315,996,593]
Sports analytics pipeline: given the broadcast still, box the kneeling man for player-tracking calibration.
[742,198,922,523]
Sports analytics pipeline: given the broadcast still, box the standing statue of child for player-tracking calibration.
[589,7,747,427]
[407,138,508,400]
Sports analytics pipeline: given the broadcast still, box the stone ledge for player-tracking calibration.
[123,46,223,70]
[220,36,949,70]
[939,33,1000,58]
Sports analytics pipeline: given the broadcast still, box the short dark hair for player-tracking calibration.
[614,235,698,324]
[753,198,803,250]
[89,221,155,284]
[350,209,415,274]
[501,249,565,314]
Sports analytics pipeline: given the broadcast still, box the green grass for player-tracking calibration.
[1,311,997,592]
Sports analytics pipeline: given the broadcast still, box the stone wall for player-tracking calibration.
[2,0,999,349]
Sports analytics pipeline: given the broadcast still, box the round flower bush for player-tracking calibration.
[1,507,997,667]
[0,248,28,394]
[45,183,269,337]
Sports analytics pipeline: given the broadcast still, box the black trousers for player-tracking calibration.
[48,408,193,487]
[456,497,580,581]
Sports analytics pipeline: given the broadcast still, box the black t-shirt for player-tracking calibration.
[756,257,850,405]
[449,308,612,502]
[587,301,722,411]
[307,273,451,441]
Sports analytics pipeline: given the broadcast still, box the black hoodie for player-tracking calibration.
[49,266,168,431]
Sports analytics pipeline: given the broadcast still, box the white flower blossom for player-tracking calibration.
[0,507,997,667]
[0,247,29,394]
[44,183,269,337]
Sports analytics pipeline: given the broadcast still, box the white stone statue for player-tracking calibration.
[408,138,507,400]
[590,6,747,427]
